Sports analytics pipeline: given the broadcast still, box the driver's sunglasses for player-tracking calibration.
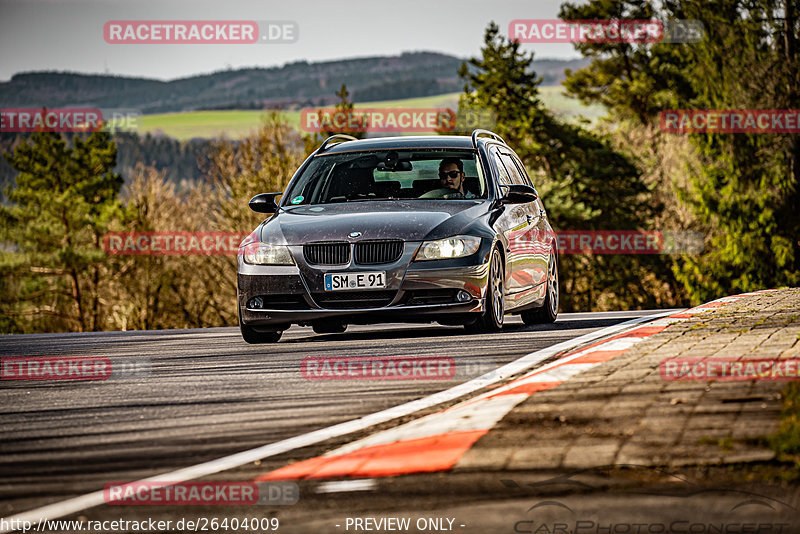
[439,170,461,179]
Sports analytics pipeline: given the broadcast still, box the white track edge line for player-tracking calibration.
[0,309,679,531]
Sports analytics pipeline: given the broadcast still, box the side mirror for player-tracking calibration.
[249,193,282,214]
[501,184,539,204]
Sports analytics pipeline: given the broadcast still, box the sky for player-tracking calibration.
[0,0,581,81]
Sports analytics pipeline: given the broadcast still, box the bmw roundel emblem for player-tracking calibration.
[348,232,362,238]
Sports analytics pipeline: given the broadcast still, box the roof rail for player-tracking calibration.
[316,134,358,153]
[471,129,506,148]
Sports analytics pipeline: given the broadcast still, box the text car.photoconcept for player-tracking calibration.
[237,130,559,343]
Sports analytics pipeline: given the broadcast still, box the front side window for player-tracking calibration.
[283,150,486,205]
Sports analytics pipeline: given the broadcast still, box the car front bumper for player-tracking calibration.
[237,241,492,328]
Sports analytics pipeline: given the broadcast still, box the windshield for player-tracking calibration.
[283,149,486,205]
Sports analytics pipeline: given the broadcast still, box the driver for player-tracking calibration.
[421,158,475,199]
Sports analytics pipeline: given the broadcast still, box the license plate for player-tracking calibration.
[324,271,386,291]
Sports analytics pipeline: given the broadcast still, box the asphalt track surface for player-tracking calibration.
[0,311,670,529]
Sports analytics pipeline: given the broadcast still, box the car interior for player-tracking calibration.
[290,152,487,204]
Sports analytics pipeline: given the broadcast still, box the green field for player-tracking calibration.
[120,88,605,141]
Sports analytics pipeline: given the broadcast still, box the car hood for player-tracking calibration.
[257,200,489,244]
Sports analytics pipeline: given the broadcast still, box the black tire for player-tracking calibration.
[521,250,559,325]
[239,308,283,343]
[240,325,282,344]
[472,246,505,332]
[312,321,347,334]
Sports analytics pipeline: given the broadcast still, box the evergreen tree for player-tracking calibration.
[0,131,123,332]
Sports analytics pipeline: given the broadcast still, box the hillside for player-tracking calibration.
[0,53,589,114]
[130,88,605,141]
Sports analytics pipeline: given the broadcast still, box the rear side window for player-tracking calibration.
[507,152,534,187]
[499,152,529,186]
[490,148,514,186]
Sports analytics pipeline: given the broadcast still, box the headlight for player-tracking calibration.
[242,243,294,265]
[415,236,481,261]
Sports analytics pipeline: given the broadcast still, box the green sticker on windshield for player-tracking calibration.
[291,196,304,204]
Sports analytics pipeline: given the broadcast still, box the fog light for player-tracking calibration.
[249,296,264,309]
[456,290,471,302]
